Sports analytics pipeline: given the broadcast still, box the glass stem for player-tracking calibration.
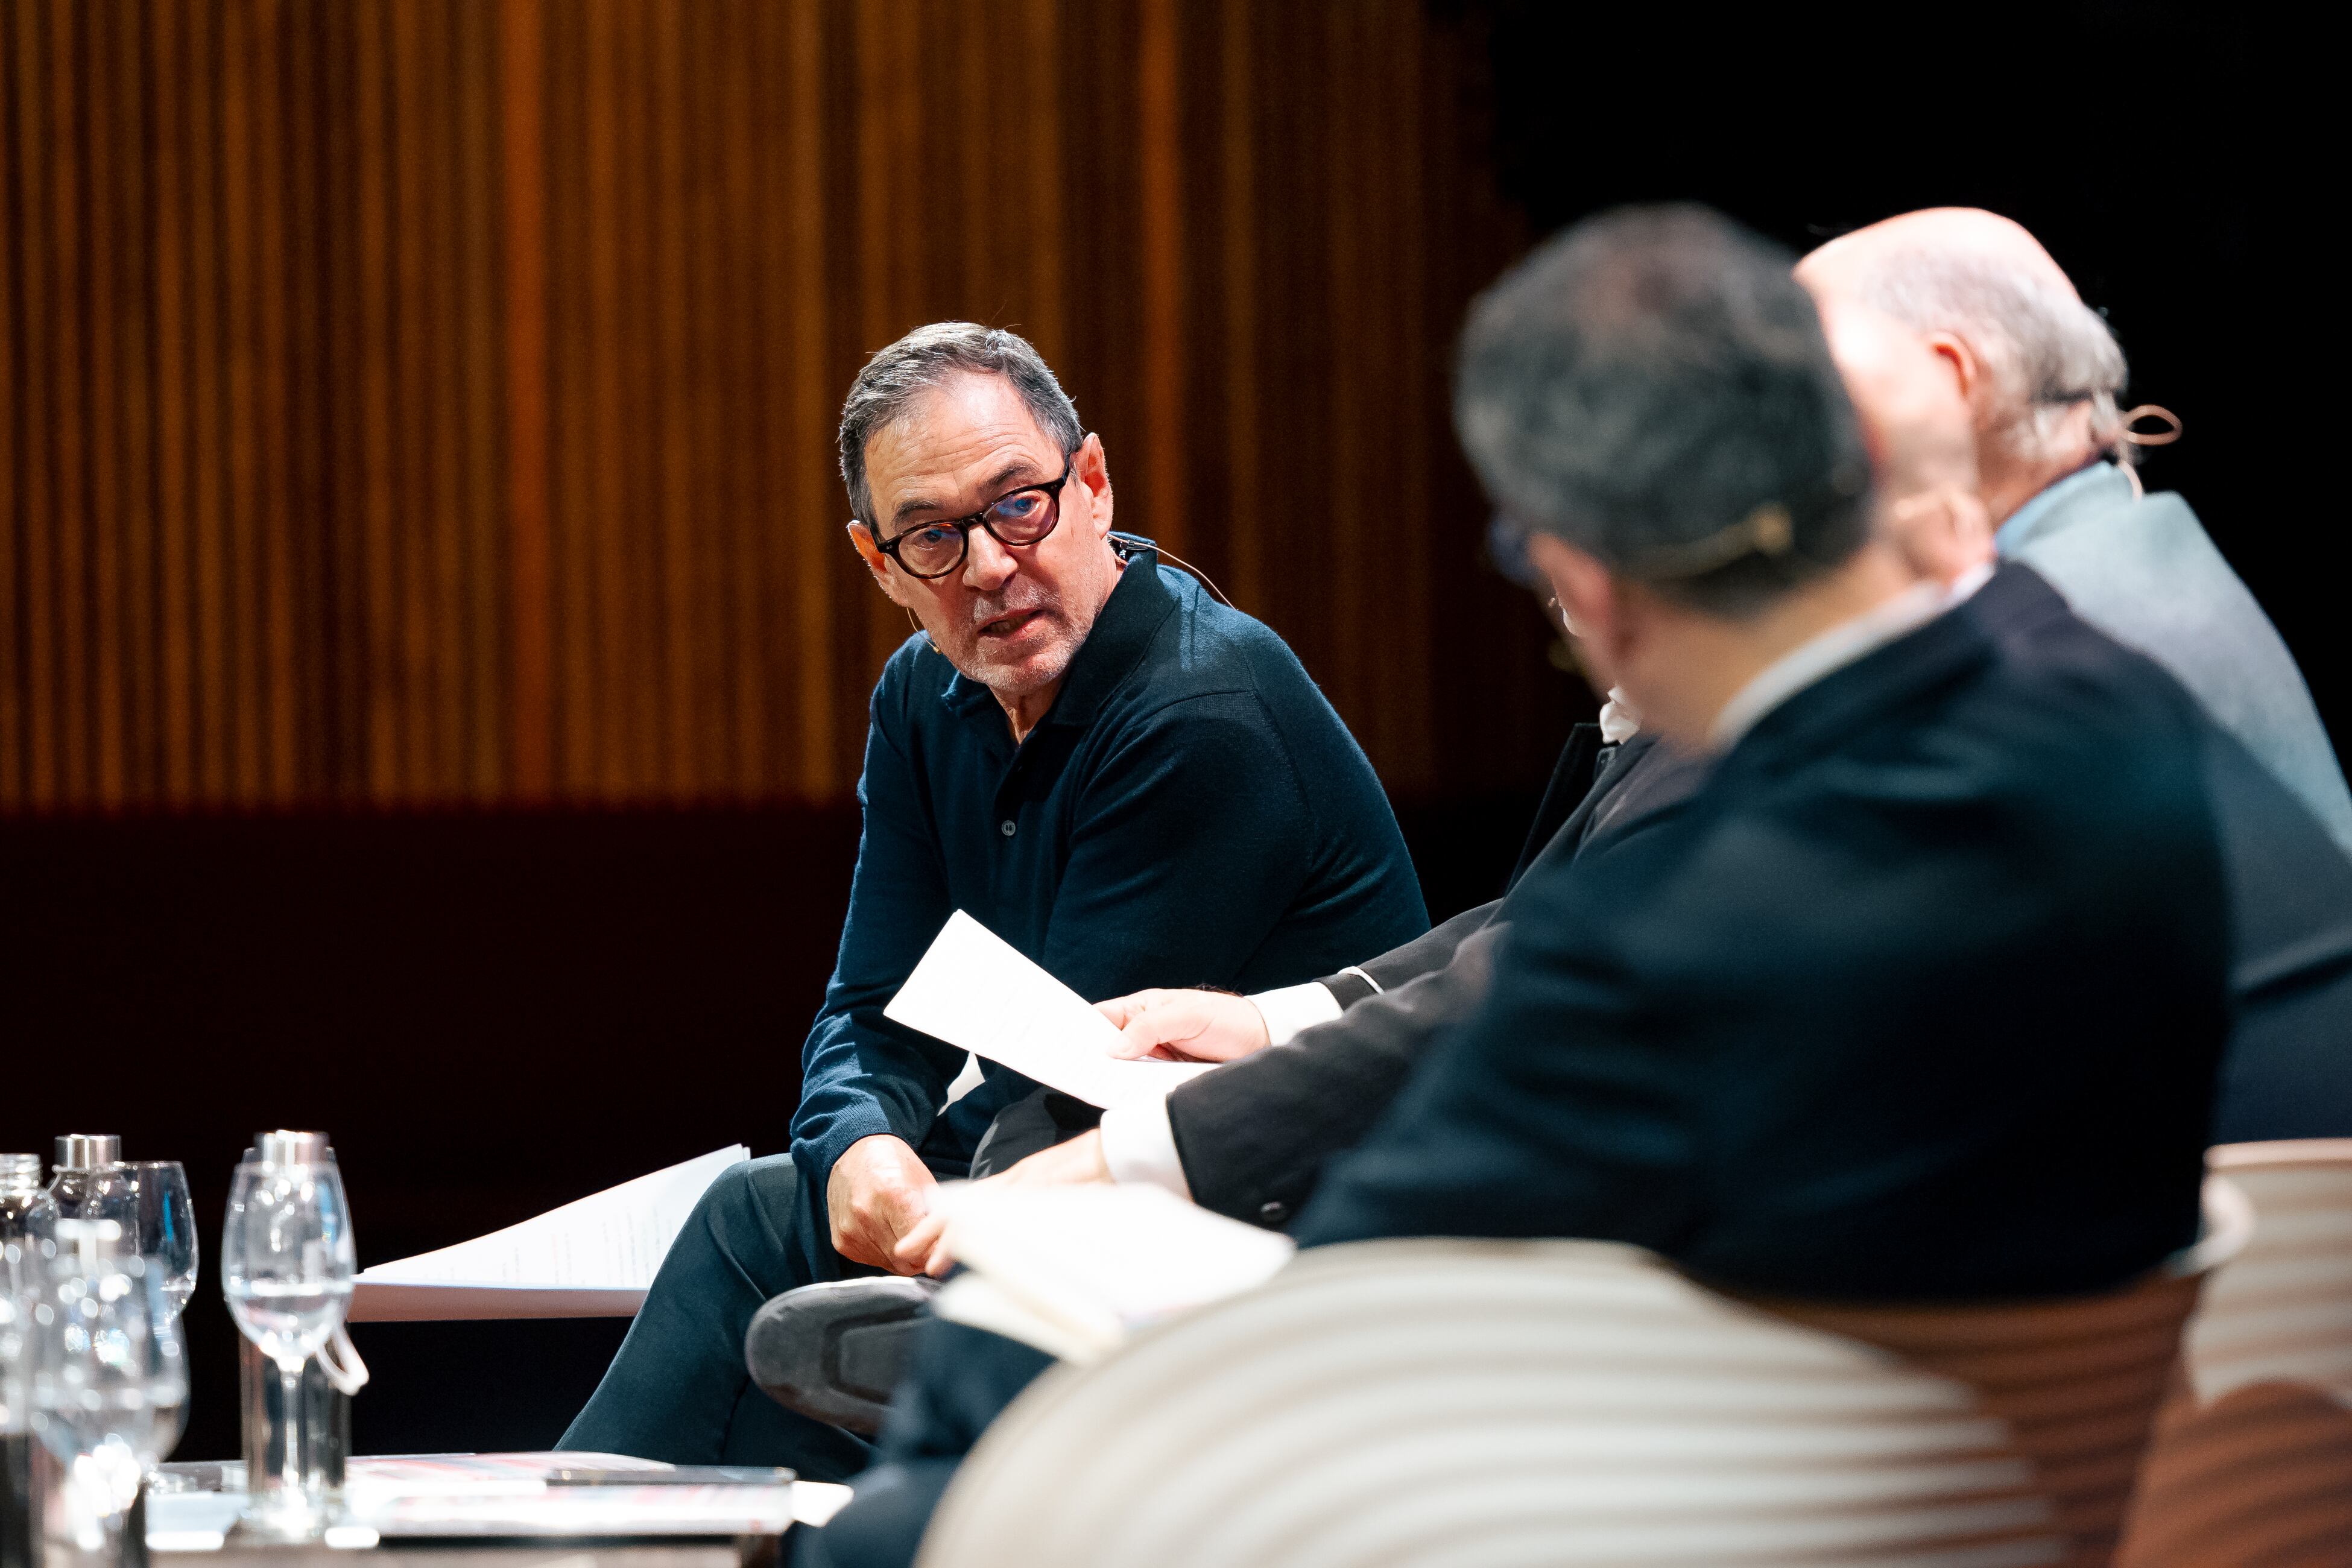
[86,1479,144,1568]
[279,1361,306,1494]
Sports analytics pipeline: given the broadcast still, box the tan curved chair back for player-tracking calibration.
[919,1181,2246,1568]
[2117,1139,2352,1567]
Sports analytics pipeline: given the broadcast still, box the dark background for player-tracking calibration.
[4,1,2292,1462]
[1,794,1536,1459]
[1473,2,2278,723]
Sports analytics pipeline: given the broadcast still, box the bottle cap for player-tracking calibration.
[1,1152,43,1186]
[254,1130,332,1166]
[54,1134,122,1170]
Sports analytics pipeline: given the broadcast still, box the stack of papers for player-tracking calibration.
[351,1146,749,1320]
[928,1183,1295,1364]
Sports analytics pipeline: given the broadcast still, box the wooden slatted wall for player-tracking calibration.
[1,0,1561,812]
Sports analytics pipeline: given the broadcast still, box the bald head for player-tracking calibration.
[1798,208,2076,304]
[1816,300,1990,584]
[1797,208,2126,523]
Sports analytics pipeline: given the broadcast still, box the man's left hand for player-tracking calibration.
[890,1130,1113,1277]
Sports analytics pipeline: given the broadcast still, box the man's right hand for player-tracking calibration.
[890,1128,1114,1278]
[1098,988,1271,1062]
[826,1133,938,1273]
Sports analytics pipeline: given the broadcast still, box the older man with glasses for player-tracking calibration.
[556,321,1427,1476]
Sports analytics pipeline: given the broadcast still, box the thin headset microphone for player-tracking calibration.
[1114,532,1235,608]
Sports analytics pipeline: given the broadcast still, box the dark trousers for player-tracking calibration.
[791,1096,1092,1566]
[790,1317,1058,1567]
[558,1094,1084,1483]
[556,1154,877,1480]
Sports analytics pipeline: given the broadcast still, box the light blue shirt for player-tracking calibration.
[1995,462,2114,556]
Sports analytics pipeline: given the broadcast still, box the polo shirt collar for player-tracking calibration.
[936,537,1177,730]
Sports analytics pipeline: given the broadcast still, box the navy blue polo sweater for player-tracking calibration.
[789,541,1428,1193]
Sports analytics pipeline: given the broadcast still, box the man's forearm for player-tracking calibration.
[1093,980,1339,1191]
[792,1014,962,1192]
[1318,897,1501,1005]
[1164,921,1510,1225]
[1096,969,1409,1197]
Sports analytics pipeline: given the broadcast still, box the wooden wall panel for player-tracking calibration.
[1,0,1568,813]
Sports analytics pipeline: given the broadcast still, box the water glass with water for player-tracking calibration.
[220,1134,355,1531]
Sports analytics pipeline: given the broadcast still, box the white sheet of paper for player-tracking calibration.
[929,1183,1295,1362]
[884,910,1216,1110]
[350,1145,748,1320]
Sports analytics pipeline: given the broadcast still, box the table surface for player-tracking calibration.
[138,1457,852,1562]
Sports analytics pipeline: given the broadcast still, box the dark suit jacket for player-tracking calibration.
[1297,564,2231,1300]
[1172,564,2352,1236]
[1971,566,2352,1143]
[1168,730,1708,1225]
[1320,724,1658,1005]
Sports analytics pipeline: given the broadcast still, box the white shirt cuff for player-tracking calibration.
[1249,982,1344,1047]
[1098,1098,1192,1200]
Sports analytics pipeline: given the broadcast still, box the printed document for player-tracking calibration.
[885,911,1216,1109]
[928,1183,1295,1363]
[350,1145,748,1320]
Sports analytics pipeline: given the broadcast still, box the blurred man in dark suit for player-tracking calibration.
[791,207,2233,1568]
[1294,205,2227,1285]
[1025,292,2348,1235]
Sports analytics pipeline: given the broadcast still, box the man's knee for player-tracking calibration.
[679,1155,810,1283]
[701,1154,802,1222]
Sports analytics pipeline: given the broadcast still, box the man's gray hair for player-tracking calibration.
[838,323,1084,524]
[1456,205,1873,619]
[1851,250,2131,466]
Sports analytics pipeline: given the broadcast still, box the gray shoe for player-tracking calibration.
[744,1276,940,1437]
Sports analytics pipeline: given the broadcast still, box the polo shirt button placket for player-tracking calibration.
[1000,818,1017,838]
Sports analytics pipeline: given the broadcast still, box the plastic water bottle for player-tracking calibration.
[44,1137,137,1240]
[3,1154,54,1568]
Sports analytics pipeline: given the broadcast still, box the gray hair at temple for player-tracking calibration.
[838,323,1085,525]
[1455,204,1873,618]
[1848,247,2129,467]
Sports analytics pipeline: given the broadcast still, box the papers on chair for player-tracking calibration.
[885,911,1218,1110]
[350,1145,748,1321]
[928,1183,1295,1364]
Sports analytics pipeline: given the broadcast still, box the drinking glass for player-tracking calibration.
[121,1163,198,1324]
[26,1221,189,1560]
[220,1156,355,1525]
[1,1258,27,1431]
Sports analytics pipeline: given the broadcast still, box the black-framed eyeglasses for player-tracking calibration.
[871,452,1080,580]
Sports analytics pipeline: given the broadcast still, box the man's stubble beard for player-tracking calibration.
[967,591,1104,709]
